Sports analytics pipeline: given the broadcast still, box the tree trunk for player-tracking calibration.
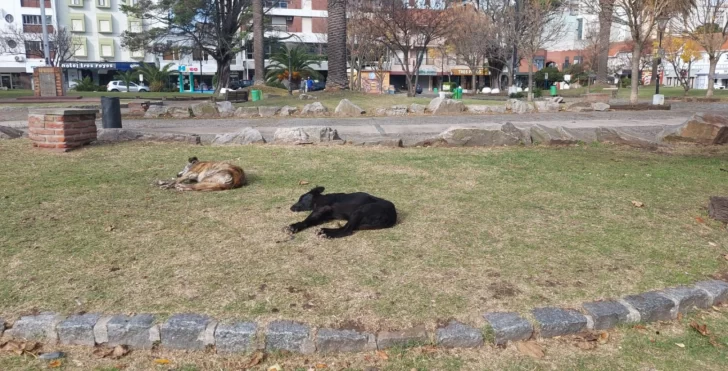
[326,0,348,89]
[527,60,534,101]
[597,0,613,84]
[707,55,717,98]
[215,59,231,95]
[349,54,357,90]
[471,72,477,92]
[630,42,641,104]
[253,0,265,86]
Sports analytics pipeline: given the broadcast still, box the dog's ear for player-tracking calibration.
[311,186,325,195]
[188,157,199,163]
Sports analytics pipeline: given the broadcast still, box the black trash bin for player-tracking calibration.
[101,96,122,129]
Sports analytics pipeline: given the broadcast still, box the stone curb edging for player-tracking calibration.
[1,280,726,355]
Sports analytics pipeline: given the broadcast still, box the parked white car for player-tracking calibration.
[106,80,149,92]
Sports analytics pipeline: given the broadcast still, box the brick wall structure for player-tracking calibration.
[28,109,99,152]
[32,67,64,97]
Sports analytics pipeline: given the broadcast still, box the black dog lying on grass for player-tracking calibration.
[287,186,397,238]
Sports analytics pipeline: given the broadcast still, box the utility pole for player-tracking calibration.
[511,0,519,91]
[40,0,52,66]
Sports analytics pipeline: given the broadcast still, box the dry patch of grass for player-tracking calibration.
[1,140,727,332]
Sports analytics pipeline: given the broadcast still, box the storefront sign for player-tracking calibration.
[178,65,200,73]
[61,62,146,71]
[451,68,489,76]
[418,68,438,76]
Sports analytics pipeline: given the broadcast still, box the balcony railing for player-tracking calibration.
[23,24,54,33]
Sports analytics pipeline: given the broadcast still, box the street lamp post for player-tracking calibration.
[288,49,293,96]
[655,16,670,96]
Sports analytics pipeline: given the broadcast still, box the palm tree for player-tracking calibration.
[265,45,323,85]
[326,0,348,89]
[113,70,137,92]
[134,63,175,92]
[253,0,265,86]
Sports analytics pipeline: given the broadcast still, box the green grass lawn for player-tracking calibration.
[559,86,728,100]
[1,140,727,333]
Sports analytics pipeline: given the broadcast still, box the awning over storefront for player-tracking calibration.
[61,61,151,71]
[451,68,489,76]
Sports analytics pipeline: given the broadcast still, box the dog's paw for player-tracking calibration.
[317,228,333,239]
[286,224,301,234]
[174,183,190,191]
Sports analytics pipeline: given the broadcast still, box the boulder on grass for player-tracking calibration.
[592,102,610,112]
[534,101,560,112]
[234,107,259,118]
[658,113,728,144]
[258,106,282,117]
[429,98,465,115]
[466,105,492,114]
[301,102,328,116]
[216,101,235,117]
[191,102,220,118]
[509,99,533,114]
[279,106,299,116]
[168,106,191,118]
[0,125,24,139]
[501,122,532,145]
[409,103,426,114]
[596,127,659,149]
[273,126,341,144]
[566,101,593,112]
[385,105,408,116]
[439,126,520,147]
[530,124,578,145]
[335,99,365,116]
[212,127,266,145]
[299,94,317,100]
[143,105,169,118]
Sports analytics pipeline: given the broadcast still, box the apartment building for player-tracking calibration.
[0,0,57,89]
[54,0,155,87]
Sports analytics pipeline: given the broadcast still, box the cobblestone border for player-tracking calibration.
[1,280,726,354]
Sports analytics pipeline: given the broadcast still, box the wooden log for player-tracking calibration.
[708,196,728,223]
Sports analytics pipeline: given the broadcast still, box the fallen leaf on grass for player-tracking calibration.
[268,365,282,371]
[598,332,610,344]
[1,340,40,356]
[516,341,544,359]
[244,351,265,368]
[709,242,717,247]
[677,313,683,321]
[315,363,328,369]
[153,358,170,365]
[420,345,438,354]
[690,321,709,336]
[48,360,62,368]
[631,201,644,208]
[675,343,685,348]
[695,217,705,224]
[104,225,115,232]
[111,345,129,359]
[299,180,310,185]
[633,324,648,331]
[713,306,722,312]
[376,350,389,360]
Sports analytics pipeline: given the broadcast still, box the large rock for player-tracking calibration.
[301,102,328,115]
[377,326,428,349]
[409,103,426,114]
[592,102,610,111]
[216,101,235,117]
[483,312,533,345]
[279,105,298,116]
[265,320,314,354]
[212,127,265,145]
[143,105,169,118]
[273,126,341,143]
[532,307,587,338]
[384,105,408,116]
[534,101,560,112]
[466,105,493,114]
[168,106,192,118]
[659,286,712,315]
[582,301,632,330]
[258,106,282,117]
[335,99,365,116]
[530,125,578,145]
[316,328,375,353]
[97,128,144,142]
[234,106,260,118]
[623,292,676,322]
[160,313,211,350]
[436,321,483,348]
[658,113,728,144]
[215,322,256,353]
[429,98,465,115]
[501,122,532,145]
[566,101,593,112]
[9,312,64,342]
[509,99,533,114]
[299,94,317,100]
[191,102,220,118]
[106,314,156,349]
[439,126,520,147]
[595,127,659,149]
[0,125,24,139]
[58,313,100,346]
[695,280,728,305]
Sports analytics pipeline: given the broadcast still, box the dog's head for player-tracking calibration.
[290,186,325,212]
[177,156,199,178]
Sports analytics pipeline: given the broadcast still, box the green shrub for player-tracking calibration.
[71,77,97,91]
[509,92,524,98]
[533,89,543,98]
[620,77,631,88]
[265,80,286,89]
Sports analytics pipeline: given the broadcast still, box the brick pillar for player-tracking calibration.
[28,109,99,152]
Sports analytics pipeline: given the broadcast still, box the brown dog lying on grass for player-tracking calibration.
[157,157,246,191]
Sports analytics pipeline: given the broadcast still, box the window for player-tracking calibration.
[563,56,570,70]
[98,14,112,33]
[20,0,52,7]
[69,0,83,6]
[192,48,209,61]
[129,19,142,33]
[99,38,114,57]
[24,41,42,57]
[576,18,584,40]
[131,49,144,58]
[70,15,85,32]
[96,0,110,8]
[22,15,52,25]
[534,57,545,70]
[574,56,583,64]
[73,37,87,57]
[163,49,181,60]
